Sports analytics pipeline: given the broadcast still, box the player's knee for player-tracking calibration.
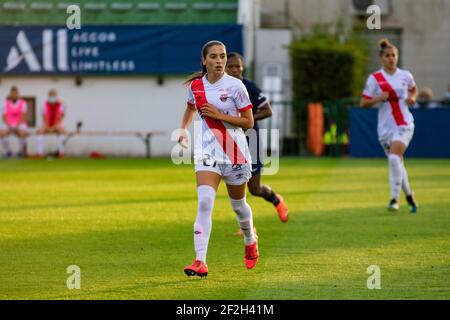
[249,187,260,196]
[197,185,216,213]
[248,182,261,196]
[230,197,249,216]
[388,153,401,166]
[198,196,214,213]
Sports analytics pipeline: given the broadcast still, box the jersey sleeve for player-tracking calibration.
[233,81,253,112]
[405,71,416,91]
[186,86,196,110]
[250,82,269,109]
[22,102,28,114]
[362,75,377,99]
[255,91,269,109]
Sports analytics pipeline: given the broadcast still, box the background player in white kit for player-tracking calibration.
[178,41,259,277]
[360,39,418,213]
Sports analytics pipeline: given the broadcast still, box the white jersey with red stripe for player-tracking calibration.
[187,73,253,165]
[362,68,416,139]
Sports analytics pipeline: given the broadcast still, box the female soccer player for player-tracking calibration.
[179,40,259,277]
[360,39,418,213]
[226,52,288,230]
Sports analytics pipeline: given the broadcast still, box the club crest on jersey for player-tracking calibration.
[219,93,228,102]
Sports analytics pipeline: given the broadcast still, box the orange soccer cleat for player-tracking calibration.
[184,259,208,277]
[275,194,289,223]
[244,241,259,269]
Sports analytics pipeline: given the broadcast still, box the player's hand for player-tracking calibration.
[178,129,189,149]
[405,96,416,107]
[378,92,389,102]
[201,103,222,120]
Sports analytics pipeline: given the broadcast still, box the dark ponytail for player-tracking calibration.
[184,40,226,85]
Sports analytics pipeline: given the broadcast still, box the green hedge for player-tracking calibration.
[288,33,368,154]
[290,34,367,101]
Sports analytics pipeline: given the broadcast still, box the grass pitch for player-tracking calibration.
[0,157,449,299]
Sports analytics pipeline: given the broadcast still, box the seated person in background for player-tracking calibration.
[0,86,29,158]
[36,89,67,158]
[414,87,441,109]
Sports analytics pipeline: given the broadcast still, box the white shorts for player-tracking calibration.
[379,126,414,155]
[195,162,252,186]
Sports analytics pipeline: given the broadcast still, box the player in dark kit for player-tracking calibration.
[226,52,288,235]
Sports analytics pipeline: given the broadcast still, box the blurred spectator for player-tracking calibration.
[0,86,29,158]
[35,89,67,158]
[413,87,441,109]
[442,85,450,107]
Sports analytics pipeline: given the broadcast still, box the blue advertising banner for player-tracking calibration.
[0,25,242,75]
[349,107,450,158]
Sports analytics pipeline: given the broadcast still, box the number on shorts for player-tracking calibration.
[202,154,217,167]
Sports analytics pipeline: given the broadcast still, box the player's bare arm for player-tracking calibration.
[201,103,254,129]
[20,113,27,125]
[360,92,389,108]
[406,86,417,107]
[56,113,65,127]
[178,105,196,147]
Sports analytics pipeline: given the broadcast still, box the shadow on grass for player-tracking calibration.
[0,201,448,299]
[0,193,237,213]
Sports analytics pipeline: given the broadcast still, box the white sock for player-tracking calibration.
[36,135,44,155]
[58,135,65,154]
[194,185,216,263]
[388,154,403,200]
[401,162,412,196]
[230,197,256,245]
[1,137,11,153]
